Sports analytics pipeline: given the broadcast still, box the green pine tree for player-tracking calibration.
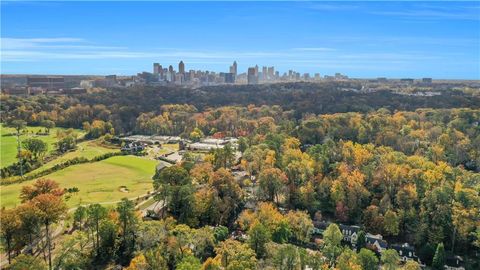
[432,243,445,270]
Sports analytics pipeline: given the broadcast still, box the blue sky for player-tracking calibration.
[1,1,479,79]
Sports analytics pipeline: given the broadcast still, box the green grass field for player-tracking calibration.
[26,140,120,176]
[0,155,158,209]
[0,124,83,167]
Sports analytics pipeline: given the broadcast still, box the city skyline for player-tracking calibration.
[1,1,480,79]
[143,60,330,87]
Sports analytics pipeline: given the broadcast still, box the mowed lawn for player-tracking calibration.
[1,156,158,209]
[26,140,120,176]
[0,124,83,167]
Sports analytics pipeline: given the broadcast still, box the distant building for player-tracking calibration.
[105,75,117,81]
[178,61,185,74]
[334,73,348,80]
[268,66,274,79]
[186,137,238,152]
[93,75,118,88]
[422,77,432,83]
[400,78,415,84]
[135,72,155,84]
[221,72,235,83]
[167,65,175,82]
[187,142,224,152]
[120,135,182,145]
[153,63,161,74]
[247,67,258,84]
[65,87,87,94]
[229,61,238,76]
[175,73,184,85]
[377,77,388,83]
[80,80,95,88]
[2,86,28,96]
[27,76,64,90]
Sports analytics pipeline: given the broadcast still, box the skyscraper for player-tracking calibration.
[229,61,238,76]
[247,67,258,85]
[153,63,161,74]
[168,65,175,82]
[268,67,274,79]
[178,61,185,74]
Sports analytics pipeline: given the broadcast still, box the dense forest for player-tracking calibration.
[2,85,479,171]
[1,84,479,269]
[1,82,479,133]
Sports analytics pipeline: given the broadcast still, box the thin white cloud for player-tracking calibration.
[1,37,87,49]
[0,38,306,61]
[337,52,442,61]
[2,50,158,60]
[1,50,296,61]
[292,47,336,52]
[306,36,479,47]
[369,9,480,21]
[305,2,480,21]
[308,4,359,11]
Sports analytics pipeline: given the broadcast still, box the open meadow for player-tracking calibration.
[0,125,84,167]
[0,155,158,209]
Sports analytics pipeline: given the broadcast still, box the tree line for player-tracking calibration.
[2,82,479,134]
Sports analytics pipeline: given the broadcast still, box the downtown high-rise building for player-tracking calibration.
[229,61,238,76]
[247,67,258,84]
[153,63,161,74]
[262,66,267,80]
[268,67,275,79]
[168,65,175,82]
[178,61,185,74]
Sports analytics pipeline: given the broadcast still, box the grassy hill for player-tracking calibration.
[1,155,158,209]
[0,124,84,167]
[25,140,119,176]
